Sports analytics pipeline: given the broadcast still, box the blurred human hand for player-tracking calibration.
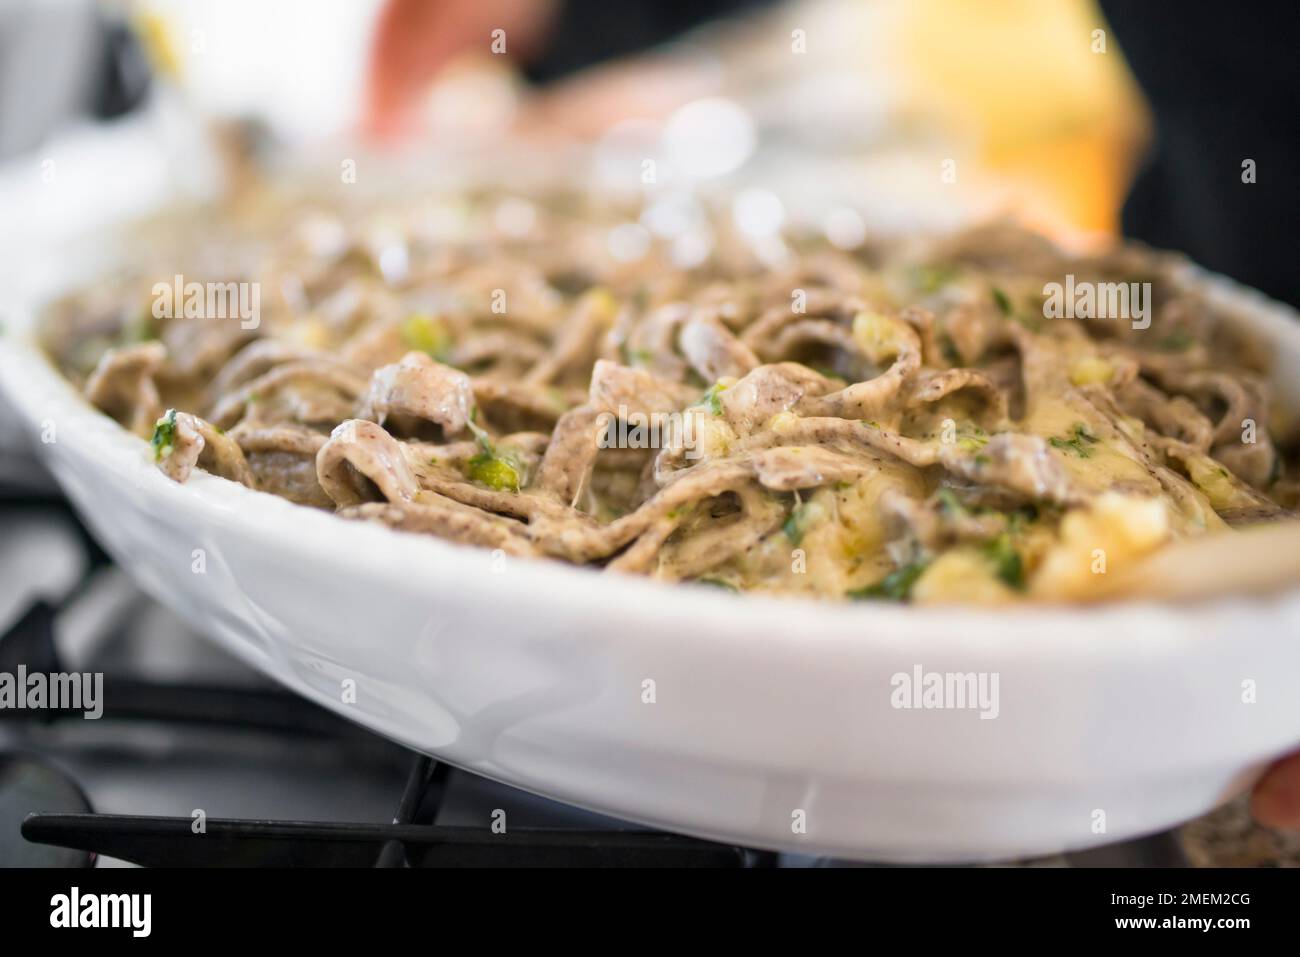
[1253,752,1300,829]
[365,0,557,139]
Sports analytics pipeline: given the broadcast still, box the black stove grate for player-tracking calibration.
[2,598,762,867]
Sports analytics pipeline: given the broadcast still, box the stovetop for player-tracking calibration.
[1,492,1295,868]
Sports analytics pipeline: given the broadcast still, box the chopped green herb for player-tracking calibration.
[614,340,653,366]
[150,409,178,462]
[983,533,1025,590]
[848,559,930,602]
[991,287,1047,331]
[466,448,522,492]
[695,578,738,592]
[956,425,989,453]
[400,313,451,361]
[936,488,968,519]
[464,421,522,491]
[467,413,495,458]
[1156,329,1194,352]
[1048,423,1099,458]
[702,381,728,416]
[782,501,822,546]
[912,263,958,294]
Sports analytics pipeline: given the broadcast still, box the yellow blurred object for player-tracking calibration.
[888,0,1150,239]
[1069,355,1113,386]
[1031,492,1169,600]
[912,547,1016,605]
[133,10,182,80]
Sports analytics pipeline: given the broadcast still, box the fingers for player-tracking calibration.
[1251,751,1300,829]
[365,0,462,140]
[363,0,558,141]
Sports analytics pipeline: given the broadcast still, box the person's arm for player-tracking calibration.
[364,0,774,139]
[365,0,556,139]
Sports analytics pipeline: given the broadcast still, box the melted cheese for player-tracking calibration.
[1031,492,1169,600]
[731,460,927,596]
[913,548,1016,605]
[1021,396,1160,495]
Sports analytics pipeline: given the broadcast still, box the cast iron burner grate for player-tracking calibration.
[20,757,752,867]
[2,599,759,867]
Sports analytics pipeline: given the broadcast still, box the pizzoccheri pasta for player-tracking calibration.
[42,189,1297,603]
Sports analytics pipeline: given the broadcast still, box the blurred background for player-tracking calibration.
[4,0,1297,306]
[0,0,1150,250]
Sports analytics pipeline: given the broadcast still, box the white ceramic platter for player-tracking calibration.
[3,239,1300,862]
